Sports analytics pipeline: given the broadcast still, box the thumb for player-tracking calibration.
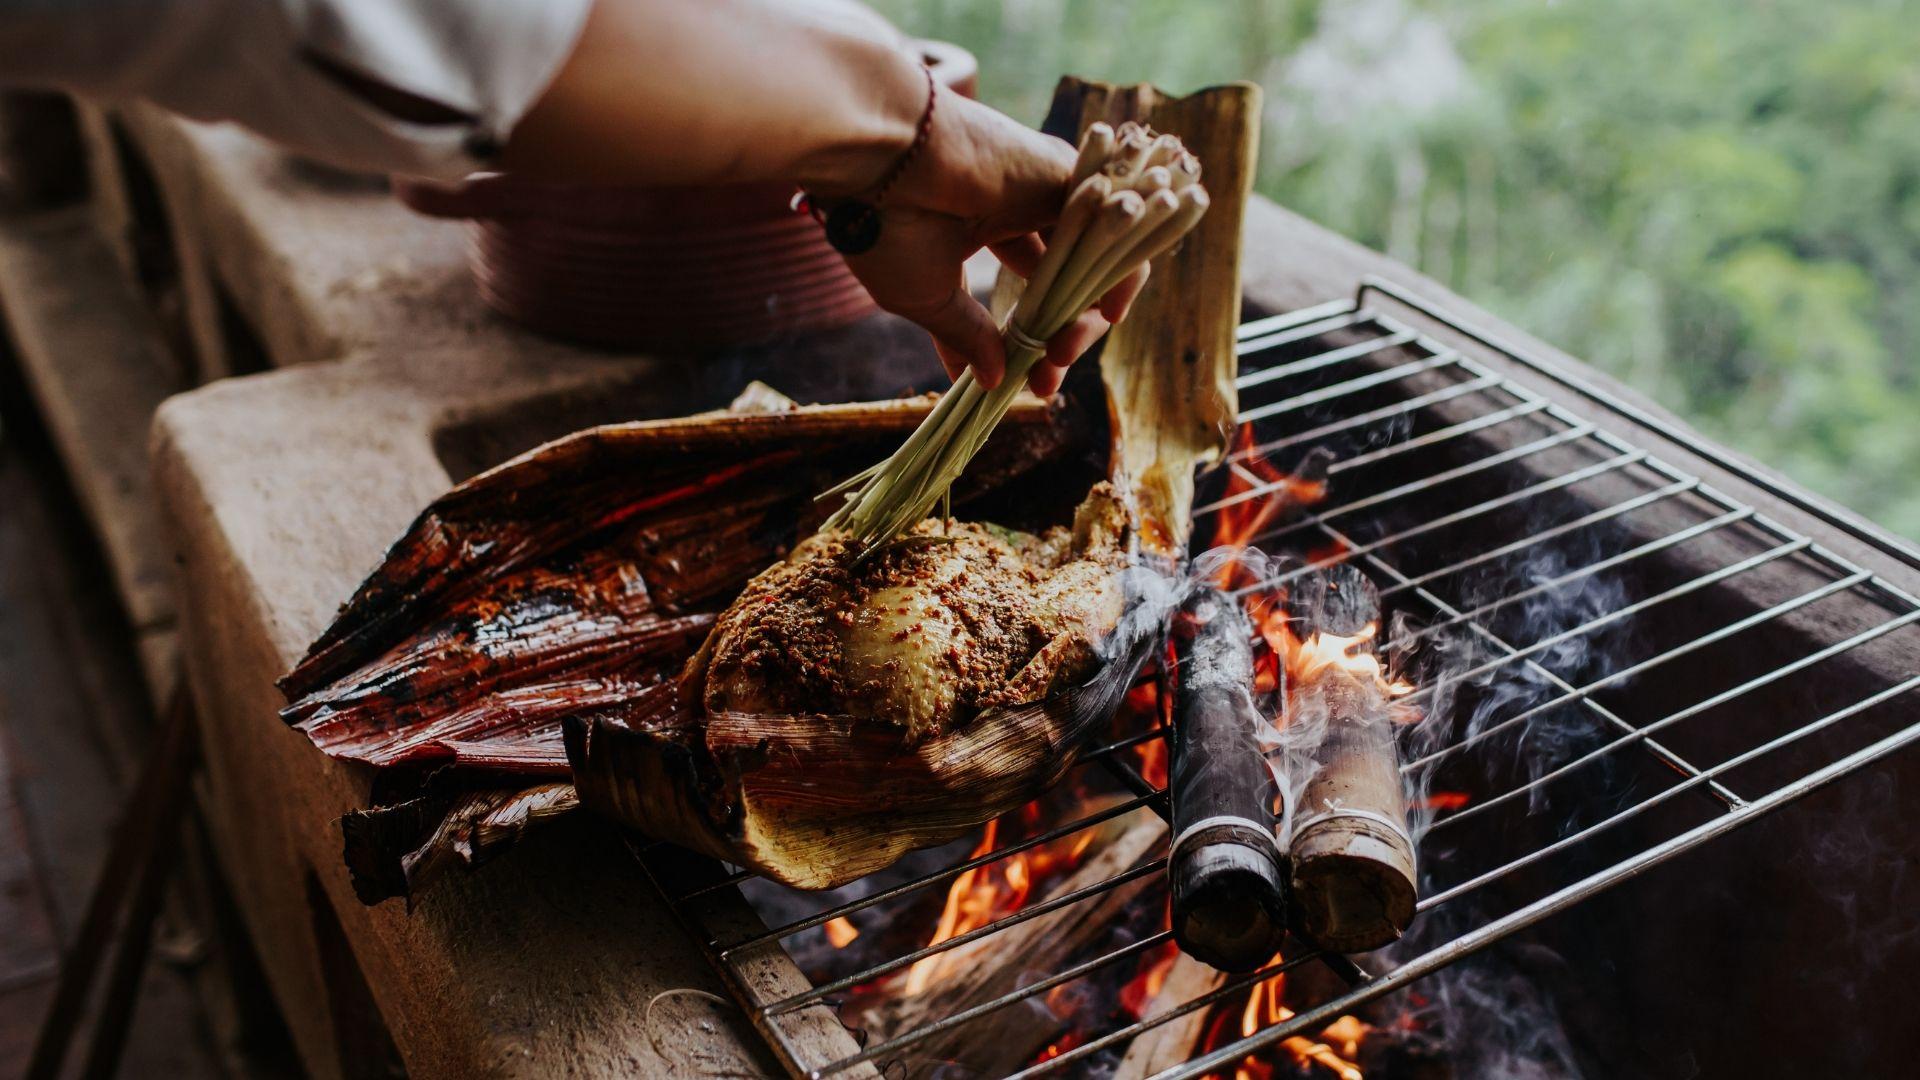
[905,285,1009,389]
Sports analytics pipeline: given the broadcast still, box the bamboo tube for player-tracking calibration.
[1283,565,1417,953]
[1167,587,1288,972]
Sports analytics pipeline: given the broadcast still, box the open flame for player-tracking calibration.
[1146,950,1369,1080]
[1119,942,1182,1020]
[824,916,859,948]
[1232,959,1369,1080]
[1119,678,1174,790]
[805,515,1410,1079]
[891,807,1100,996]
[1210,428,1329,590]
[1260,616,1416,700]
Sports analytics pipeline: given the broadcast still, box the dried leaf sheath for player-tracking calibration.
[279,400,1039,779]
[566,591,1163,889]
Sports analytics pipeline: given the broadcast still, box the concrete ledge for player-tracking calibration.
[151,348,780,1078]
[0,206,184,635]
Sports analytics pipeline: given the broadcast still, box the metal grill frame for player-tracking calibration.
[636,276,1920,1080]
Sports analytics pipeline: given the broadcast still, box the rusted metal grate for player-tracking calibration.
[637,278,1920,1079]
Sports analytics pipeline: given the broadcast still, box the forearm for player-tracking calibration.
[504,0,931,194]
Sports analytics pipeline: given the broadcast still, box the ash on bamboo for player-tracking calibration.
[1282,564,1418,953]
[823,121,1210,552]
[1167,587,1288,972]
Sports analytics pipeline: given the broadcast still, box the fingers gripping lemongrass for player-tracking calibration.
[822,122,1208,551]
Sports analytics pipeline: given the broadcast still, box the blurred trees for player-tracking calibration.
[877,0,1920,534]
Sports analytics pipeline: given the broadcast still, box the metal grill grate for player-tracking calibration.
[638,278,1920,1080]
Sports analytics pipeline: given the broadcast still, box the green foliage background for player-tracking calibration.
[874,0,1920,535]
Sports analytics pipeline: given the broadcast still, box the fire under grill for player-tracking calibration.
[635,279,1920,1079]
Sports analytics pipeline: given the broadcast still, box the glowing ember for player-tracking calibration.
[1119,940,1182,1019]
[1320,1015,1370,1061]
[1033,1031,1086,1063]
[824,916,860,948]
[1419,790,1471,812]
[1119,678,1173,789]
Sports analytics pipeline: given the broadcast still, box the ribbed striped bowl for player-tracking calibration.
[393,41,977,351]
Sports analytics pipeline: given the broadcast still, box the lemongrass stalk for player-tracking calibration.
[1069,123,1115,187]
[1170,151,1201,191]
[1145,133,1183,169]
[1014,174,1109,320]
[994,125,1115,324]
[1040,191,1179,332]
[821,373,975,526]
[1090,188,1211,300]
[825,126,1208,551]
[1028,191,1146,333]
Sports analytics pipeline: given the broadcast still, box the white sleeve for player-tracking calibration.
[0,0,596,180]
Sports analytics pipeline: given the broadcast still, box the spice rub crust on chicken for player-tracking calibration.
[701,484,1132,738]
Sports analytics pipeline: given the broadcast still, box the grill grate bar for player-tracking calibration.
[1233,307,1368,355]
[1417,672,1920,912]
[1239,352,1463,426]
[767,856,1171,1017]
[719,791,1162,956]
[1381,505,1754,653]
[1084,723,1171,761]
[1234,330,1419,391]
[1429,607,1920,835]
[1161,677,1920,1080]
[1230,374,1507,463]
[672,867,757,903]
[1394,536,1811,716]
[1404,566,1866,774]
[1003,952,1325,1080]
[1375,480,1708,602]
[1202,423,1602,525]
[1327,398,1552,473]
[1227,450,1651,599]
[1236,297,1366,339]
[820,931,1178,1077]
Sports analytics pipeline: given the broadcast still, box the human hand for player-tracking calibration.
[826,87,1152,396]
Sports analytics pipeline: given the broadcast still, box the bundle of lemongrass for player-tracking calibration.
[821,121,1209,551]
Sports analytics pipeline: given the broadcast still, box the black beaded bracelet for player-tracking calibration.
[791,62,939,256]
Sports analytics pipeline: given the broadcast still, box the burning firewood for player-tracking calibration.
[852,807,1169,1078]
[1280,565,1418,953]
[1167,587,1288,972]
[1111,952,1229,1079]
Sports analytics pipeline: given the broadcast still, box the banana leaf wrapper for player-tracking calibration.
[278,398,1068,897]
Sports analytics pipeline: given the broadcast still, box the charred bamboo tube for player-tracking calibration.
[1283,565,1417,953]
[1168,587,1288,972]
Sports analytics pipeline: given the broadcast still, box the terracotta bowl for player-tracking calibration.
[394,41,978,351]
